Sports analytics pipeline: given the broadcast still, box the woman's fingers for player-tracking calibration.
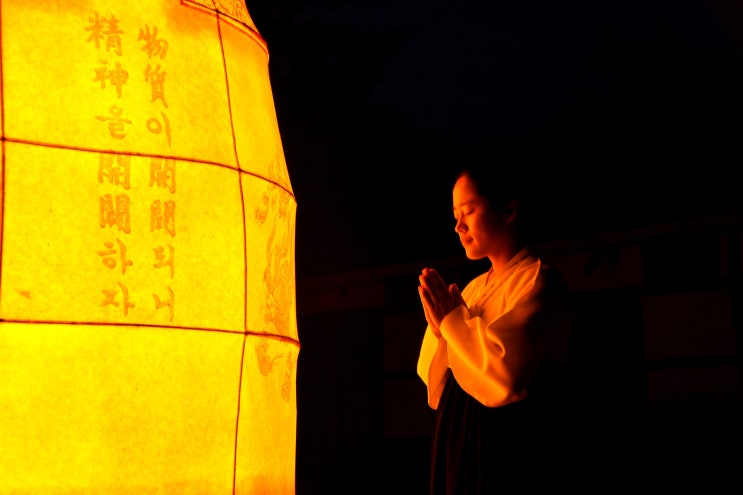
[420,268,465,329]
[420,268,447,297]
[449,284,465,305]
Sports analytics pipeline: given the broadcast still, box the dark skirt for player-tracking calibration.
[430,370,573,494]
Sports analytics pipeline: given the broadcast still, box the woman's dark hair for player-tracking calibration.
[456,163,525,208]
[455,161,537,243]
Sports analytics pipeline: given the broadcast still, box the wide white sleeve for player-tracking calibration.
[416,324,451,410]
[440,275,551,407]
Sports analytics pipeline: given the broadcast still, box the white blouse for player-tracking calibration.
[417,248,573,409]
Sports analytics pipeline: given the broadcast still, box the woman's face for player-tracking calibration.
[452,174,509,260]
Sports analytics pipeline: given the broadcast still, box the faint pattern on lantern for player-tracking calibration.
[0,1,298,494]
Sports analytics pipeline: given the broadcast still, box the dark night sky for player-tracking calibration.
[248,0,743,279]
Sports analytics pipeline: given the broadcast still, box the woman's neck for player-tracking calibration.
[488,240,526,275]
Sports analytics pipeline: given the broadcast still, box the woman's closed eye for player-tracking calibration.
[454,207,474,220]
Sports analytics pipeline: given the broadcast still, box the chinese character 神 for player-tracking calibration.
[93,59,128,98]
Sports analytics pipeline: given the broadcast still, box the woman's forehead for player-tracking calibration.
[452,175,481,202]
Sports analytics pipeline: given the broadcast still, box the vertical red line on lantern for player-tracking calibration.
[214,11,242,173]
[232,332,248,494]
[0,0,5,309]
[210,6,248,330]
[210,9,251,493]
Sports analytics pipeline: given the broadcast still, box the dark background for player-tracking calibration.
[248,0,742,279]
[244,1,743,493]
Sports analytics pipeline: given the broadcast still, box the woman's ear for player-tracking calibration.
[503,200,520,223]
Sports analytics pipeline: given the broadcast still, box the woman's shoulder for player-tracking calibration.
[532,257,574,308]
[507,248,542,285]
[518,249,572,299]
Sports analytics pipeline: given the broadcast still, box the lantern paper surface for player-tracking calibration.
[0,1,298,493]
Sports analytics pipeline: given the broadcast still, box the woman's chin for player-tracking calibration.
[463,249,483,260]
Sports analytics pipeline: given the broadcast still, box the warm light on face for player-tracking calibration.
[0,1,298,493]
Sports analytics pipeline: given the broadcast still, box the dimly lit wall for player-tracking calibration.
[295,212,743,494]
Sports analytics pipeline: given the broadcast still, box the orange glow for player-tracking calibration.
[0,1,298,493]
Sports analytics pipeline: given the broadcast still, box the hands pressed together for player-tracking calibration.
[418,267,466,337]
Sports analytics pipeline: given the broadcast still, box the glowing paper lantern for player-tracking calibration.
[0,1,298,493]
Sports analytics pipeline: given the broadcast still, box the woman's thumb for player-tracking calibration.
[449,284,462,301]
